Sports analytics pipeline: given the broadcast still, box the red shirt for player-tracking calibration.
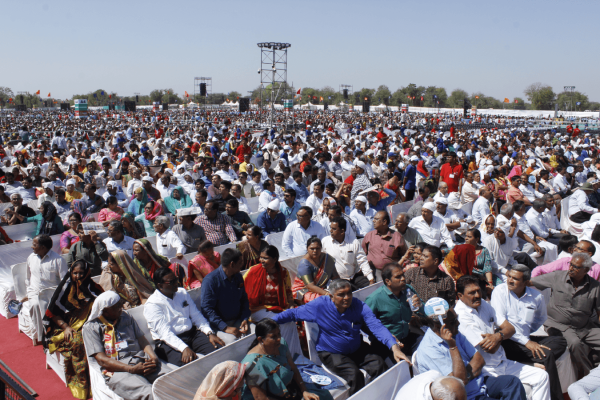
[439,163,464,193]
[573,128,580,138]
[235,145,251,159]
[376,132,387,144]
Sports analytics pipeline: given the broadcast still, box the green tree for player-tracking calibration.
[0,87,14,107]
[555,91,589,111]
[447,89,469,108]
[524,83,555,110]
[374,85,392,105]
[423,86,447,107]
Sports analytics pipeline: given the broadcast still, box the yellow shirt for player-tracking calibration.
[65,190,82,202]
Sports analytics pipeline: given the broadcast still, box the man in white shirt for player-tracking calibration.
[143,268,224,366]
[541,194,561,232]
[568,184,598,223]
[525,199,567,246]
[305,182,331,215]
[321,217,373,289]
[153,216,185,260]
[408,202,454,249]
[126,168,143,197]
[434,197,469,242]
[320,204,358,243]
[309,169,333,193]
[230,184,251,214]
[350,195,375,237]
[157,175,176,200]
[281,206,326,258]
[103,221,135,259]
[471,187,492,228]
[552,166,571,196]
[490,265,567,400]
[20,234,68,343]
[454,275,551,400]
[258,180,278,212]
[102,180,130,208]
[394,372,466,400]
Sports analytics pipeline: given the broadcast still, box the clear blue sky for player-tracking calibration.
[2,0,598,101]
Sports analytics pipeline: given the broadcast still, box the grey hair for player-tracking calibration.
[543,194,554,202]
[572,252,594,269]
[108,220,124,233]
[10,193,21,200]
[438,181,448,187]
[431,376,465,400]
[155,216,170,230]
[500,203,513,218]
[329,279,351,294]
[508,264,531,281]
[532,199,546,210]
[397,212,411,222]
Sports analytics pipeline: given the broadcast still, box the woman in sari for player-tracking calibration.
[334,182,353,214]
[65,179,83,202]
[194,361,246,400]
[292,237,339,304]
[97,196,124,226]
[61,213,82,254]
[121,212,145,239]
[164,186,193,215]
[241,319,332,400]
[479,214,496,243]
[25,201,65,236]
[43,260,103,399]
[398,242,428,271]
[243,245,302,357]
[70,199,93,222]
[236,226,269,270]
[134,200,163,237]
[132,238,187,288]
[99,250,155,308]
[187,240,221,289]
[127,187,148,217]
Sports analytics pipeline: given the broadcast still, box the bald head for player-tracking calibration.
[431,376,467,400]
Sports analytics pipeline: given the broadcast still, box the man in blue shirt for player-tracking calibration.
[290,171,309,203]
[256,199,287,237]
[200,248,252,345]
[365,184,397,212]
[403,155,418,201]
[273,279,408,395]
[280,188,302,225]
[417,305,526,400]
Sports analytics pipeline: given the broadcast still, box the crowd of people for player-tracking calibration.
[3,107,600,400]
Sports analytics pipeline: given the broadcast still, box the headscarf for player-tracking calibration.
[133,238,172,278]
[479,214,496,242]
[110,249,156,301]
[164,186,192,215]
[483,222,518,269]
[243,263,290,313]
[442,244,476,281]
[87,291,121,323]
[193,361,246,400]
[40,201,58,235]
[122,212,145,238]
[144,200,163,221]
[86,291,121,360]
[130,187,149,215]
[71,199,92,222]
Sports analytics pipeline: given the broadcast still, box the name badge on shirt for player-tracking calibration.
[449,174,455,179]
[115,340,128,351]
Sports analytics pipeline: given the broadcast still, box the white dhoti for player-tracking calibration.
[252,308,303,357]
[19,296,43,342]
[523,241,558,266]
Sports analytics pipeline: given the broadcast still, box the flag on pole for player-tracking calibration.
[47,93,51,97]
[320,97,323,102]
[101,91,105,96]
[420,96,423,101]
[93,93,97,98]
[514,99,518,103]
[35,90,40,95]
[576,101,581,106]
[109,94,112,99]
[185,91,189,98]
[503,98,509,103]
[296,88,301,95]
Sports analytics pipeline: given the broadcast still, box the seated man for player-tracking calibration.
[531,252,600,377]
[417,301,527,400]
[320,204,358,242]
[273,279,408,395]
[230,183,251,213]
[568,364,600,400]
[366,263,422,357]
[491,265,567,400]
[256,199,286,238]
[362,211,407,281]
[525,199,567,246]
[350,195,376,237]
[212,180,236,212]
[568,183,598,223]
[200,248,252,345]
[172,208,207,254]
[81,184,106,214]
[434,197,470,243]
[103,220,135,259]
[153,216,185,260]
[83,292,174,400]
[532,239,600,280]
[409,202,454,249]
[103,180,130,209]
[405,245,456,306]
[21,234,67,344]
[194,200,238,246]
[454,276,551,400]
[512,201,557,263]
[281,206,326,258]
[280,188,301,225]
[322,217,373,289]
[224,198,254,240]
[395,373,467,400]
[1,193,36,225]
[66,224,108,276]
[394,212,424,247]
[144,268,224,366]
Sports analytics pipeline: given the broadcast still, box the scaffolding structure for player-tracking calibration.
[257,42,290,127]
[339,84,353,112]
[194,77,212,108]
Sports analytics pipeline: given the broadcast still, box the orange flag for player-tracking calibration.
[185,91,189,98]
[503,98,509,103]
[475,96,479,99]
[47,93,51,97]
[36,90,40,95]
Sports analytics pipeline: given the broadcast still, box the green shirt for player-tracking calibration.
[24,214,65,236]
[365,284,412,340]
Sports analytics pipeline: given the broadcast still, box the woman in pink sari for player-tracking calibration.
[97,196,124,226]
[187,240,221,289]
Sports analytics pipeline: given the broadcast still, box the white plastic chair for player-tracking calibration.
[347,361,411,400]
[246,196,260,213]
[38,286,67,385]
[560,196,584,237]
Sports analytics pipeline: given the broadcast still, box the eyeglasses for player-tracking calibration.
[569,262,586,271]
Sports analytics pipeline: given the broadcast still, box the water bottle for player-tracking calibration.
[406,288,418,312]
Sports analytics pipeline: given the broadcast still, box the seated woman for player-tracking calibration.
[134,200,163,237]
[99,250,155,309]
[65,179,83,202]
[241,319,332,400]
[127,187,148,217]
[236,226,269,270]
[465,228,498,288]
[243,246,302,357]
[132,238,187,288]
[187,240,221,289]
[61,213,82,254]
[398,241,428,271]
[292,237,339,304]
[97,196,124,226]
[164,186,193,215]
[0,224,13,245]
[25,201,65,236]
[43,260,104,399]
[194,361,246,400]
[121,212,145,240]
[71,199,94,222]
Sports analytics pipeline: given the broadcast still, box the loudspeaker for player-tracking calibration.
[463,98,471,117]
[108,103,115,110]
[343,89,348,100]
[19,95,24,104]
[362,96,370,113]
[324,103,329,111]
[15,104,26,111]
[162,104,169,111]
[60,103,70,111]
[124,101,136,112]
[200,83,207,96]
[239,98,250,112]
[135,95,139,102]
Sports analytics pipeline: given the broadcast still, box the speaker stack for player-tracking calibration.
[239,98,250,112]
[362,96,370,113]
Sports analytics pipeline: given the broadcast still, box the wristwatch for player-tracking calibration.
[498,331,504,340]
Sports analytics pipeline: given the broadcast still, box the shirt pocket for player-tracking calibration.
[384,244,397,258]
